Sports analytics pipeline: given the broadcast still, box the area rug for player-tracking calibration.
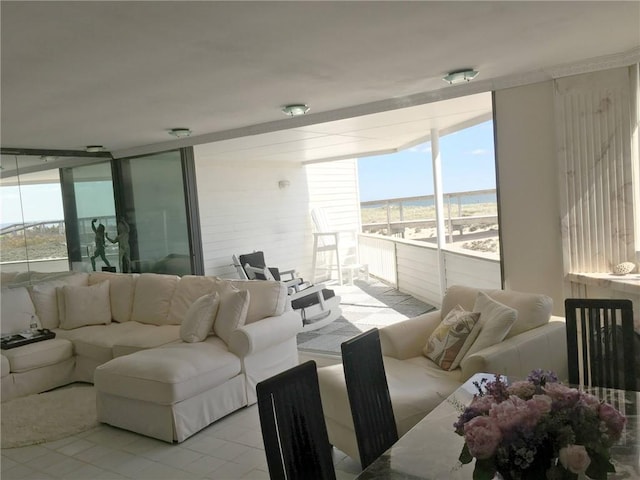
[297,316,365,356]
[1,384,98,448]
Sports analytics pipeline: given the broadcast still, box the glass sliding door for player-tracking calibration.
[60,162,117,272]
[116,150,197,275]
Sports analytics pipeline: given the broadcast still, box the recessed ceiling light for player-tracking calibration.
[85,145,104,153]
[40,155,58,162]
[168,128,192,138]
[282,104,310,116]
[443,69,479,85]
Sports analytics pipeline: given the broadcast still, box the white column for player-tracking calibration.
[431,128,447,296]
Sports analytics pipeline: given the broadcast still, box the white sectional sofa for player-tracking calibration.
[1,271,301,442]
[317,285,568,463]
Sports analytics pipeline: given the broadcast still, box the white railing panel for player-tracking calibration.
[358,234,397,286]
[444,250,501,291]
[359,234,502,308]
[396,241,441,306]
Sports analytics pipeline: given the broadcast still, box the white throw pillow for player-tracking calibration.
[180,292,220,343]
[423,305,481,371]
[462,291,517,361]
[214,286,250,344]
[59,281,112,330]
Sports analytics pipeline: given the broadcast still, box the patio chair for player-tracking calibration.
[233,251,343,330]
[341,328,398,469]
[311,208,360,285]
[233,251,305,293]
[565,298,638,391]
[257,360,337,480]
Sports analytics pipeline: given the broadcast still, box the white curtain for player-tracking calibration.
[555,65,639,273]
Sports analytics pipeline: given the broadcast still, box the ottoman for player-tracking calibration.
[94,337,247,442]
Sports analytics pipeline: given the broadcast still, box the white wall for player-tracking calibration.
[194,153,311,279]
[193,151,360,280]
[494,81,566,315]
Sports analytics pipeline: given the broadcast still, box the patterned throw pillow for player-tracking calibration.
[423,305,481,371]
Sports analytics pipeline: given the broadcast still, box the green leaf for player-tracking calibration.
[459,444,473,464]
[585,453,616,480]
[472,459,496,480]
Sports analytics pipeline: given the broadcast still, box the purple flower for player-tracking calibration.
[544,382,581,407]
[599,402,627,440]
[507,381,536,399]
[463,415,502,459]
[490,396,540,433]
[527,369,558,386]
[559,445,591,474]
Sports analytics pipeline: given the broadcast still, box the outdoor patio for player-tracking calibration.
[296,279,436,357]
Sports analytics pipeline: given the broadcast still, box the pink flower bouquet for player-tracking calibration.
[454,370,626,480]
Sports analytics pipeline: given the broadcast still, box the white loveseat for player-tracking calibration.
[317,285,568,463]
[1,271,301,442]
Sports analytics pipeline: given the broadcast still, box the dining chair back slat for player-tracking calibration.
[341,328,398,469]
[256,361,336,480]
[565,298,637,391]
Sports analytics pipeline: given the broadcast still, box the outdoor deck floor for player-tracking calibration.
[296,279,436,356]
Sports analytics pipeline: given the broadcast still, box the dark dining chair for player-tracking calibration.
[565,298,638,391]
[341,328,398,469]
[256,360,336,480]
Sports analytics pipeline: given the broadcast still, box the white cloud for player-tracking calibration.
[471,148,489,155]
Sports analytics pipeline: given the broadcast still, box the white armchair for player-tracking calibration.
[317,285,568,462]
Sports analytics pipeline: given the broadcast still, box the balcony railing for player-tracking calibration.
[358,233,501,308]
[359,189,501,307]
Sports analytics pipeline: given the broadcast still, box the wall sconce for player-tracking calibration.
[278,180,291,189]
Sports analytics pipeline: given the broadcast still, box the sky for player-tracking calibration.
[357,120,496,202]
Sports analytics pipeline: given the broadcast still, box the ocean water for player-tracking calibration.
[363,192,497,209]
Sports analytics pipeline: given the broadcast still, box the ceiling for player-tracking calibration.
[1,1,639,165]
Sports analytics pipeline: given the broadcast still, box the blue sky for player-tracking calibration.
[358,120,496,201]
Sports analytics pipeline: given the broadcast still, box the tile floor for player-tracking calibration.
[2,280,432,480]
[1,398,362,480]
[297,280,435,356]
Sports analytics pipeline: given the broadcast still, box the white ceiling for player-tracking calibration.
[1,1,639,164]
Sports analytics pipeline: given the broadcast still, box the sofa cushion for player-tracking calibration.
[462,292,516,361]
[1,355,10,377]
[228,279,287,324]
[59,281,112,330]
[28,273,89,329]
[55,322,179,363]
[214,287,250,344]
[318,358,461,439]
[441,285,552,339]
[89,272,138,323]
[2,338,73,373]
[94,337,242,405]
[423,305,480,371]
[168,275,217,324]
[1,286,39,334]
[130,274,179,325]
[180,293,220,343]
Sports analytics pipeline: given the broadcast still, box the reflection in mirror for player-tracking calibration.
[0,153,110,287]
[0,154,30,285]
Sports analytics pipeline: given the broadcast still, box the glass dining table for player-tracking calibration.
[356,373,639,480]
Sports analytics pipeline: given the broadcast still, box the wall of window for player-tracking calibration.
[0,148,202,280]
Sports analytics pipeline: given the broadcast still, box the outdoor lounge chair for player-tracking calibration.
[233,251,342,331]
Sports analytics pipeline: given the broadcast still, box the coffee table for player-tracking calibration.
[356,373,639,479]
